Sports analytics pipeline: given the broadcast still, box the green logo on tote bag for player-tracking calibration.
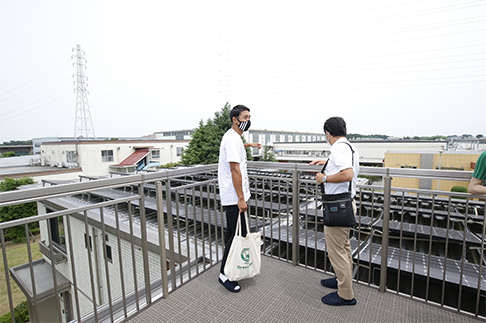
[240,248,250,263]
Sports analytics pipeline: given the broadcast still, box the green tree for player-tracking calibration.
[159,162,181,168]
[180,103,252,165]
[0,301,29,323]
[1,151,17,158]
[451,185,468,199]
[1,140,32,146]
[0,177,38,242]
[261,145,277,162]
[477,134,483,138]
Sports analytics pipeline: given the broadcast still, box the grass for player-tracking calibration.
[0,234,42,316]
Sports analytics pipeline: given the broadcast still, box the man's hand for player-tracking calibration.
[238,197,248,213]
[316,172,326,184]
[310,159,326,166]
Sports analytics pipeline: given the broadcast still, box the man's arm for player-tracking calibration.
[468,177,486,195]
[244,142,262,149]
[230,162,247,212]
[316,168,353,184]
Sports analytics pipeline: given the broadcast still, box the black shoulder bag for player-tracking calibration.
[319,142,356,227]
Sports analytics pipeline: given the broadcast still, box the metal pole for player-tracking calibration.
[138,182,151,305]
[155,181,169,299]
[0,229,15,323]
[437,150,443,190]
[380,168,391,292]
[84,211,99,322]
[292,165,300,266]
[166,177,177,291]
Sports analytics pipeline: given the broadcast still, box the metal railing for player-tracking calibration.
[1,162,485,322]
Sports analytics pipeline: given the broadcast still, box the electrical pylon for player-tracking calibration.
[72,44,96,140]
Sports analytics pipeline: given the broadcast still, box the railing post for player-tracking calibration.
[165,173,177,291]
[155,181,169,299]
[292,165,300,266]
[380,168,391,292]
[138,178,151,305]
[0,230,15,323]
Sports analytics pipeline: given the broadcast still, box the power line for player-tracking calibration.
[0,93,73,124]
[0,55,70,91]
[84,0,485,58]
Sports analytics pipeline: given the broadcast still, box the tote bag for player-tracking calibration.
[224,212,261,281]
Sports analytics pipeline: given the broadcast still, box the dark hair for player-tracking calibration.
[230,105,250,121]
[323,117,347,137]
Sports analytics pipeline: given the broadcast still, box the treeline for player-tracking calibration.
[348,133,389,140]
[402,135,448,140]
[1,140,32,146]
[348,134,458,141]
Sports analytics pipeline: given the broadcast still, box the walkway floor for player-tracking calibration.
[124,256,484,323]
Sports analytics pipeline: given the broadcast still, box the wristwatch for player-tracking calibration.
[322,174,327,183]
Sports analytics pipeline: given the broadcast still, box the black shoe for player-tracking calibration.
[321,277,338,289]
[219,278,241,292]
[322,291,356,306]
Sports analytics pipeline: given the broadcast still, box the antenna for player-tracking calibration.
[72,44,96,140]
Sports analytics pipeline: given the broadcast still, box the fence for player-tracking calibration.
[0,162,485,322]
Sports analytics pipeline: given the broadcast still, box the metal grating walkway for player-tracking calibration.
[124,256,483,323]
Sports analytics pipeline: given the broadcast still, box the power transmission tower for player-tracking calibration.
[72,44,96,140]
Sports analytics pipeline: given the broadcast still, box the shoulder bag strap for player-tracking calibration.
[342,142,354,192]
[320,142,354,193]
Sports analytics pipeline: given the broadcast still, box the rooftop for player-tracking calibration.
[0,165,82,180]
[125,256,481,323]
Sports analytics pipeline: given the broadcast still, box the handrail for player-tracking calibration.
[0,163,476,207]
[0,195,140,230]
[1,161,486,321]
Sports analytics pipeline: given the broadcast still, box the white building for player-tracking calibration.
[40,139,190,178]
[272,140,449,165]
[154,128,326,157]
[449,137,486,151]
[153,130,195,141]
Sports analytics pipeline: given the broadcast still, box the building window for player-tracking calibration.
[101,150,114,162]
[151,150,160,159]
[177,147,184,156]
[105,245,113,263]
[49,216,66,252]
[66,151,77,163]
[84,234,92,251]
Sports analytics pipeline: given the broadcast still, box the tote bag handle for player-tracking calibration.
[235,212,251,237]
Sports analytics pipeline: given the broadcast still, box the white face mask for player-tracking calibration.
[324,131,330,144]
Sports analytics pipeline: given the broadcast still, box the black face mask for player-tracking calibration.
[237,118,251,132]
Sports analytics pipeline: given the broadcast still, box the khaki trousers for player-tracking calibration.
[323,200,356,300]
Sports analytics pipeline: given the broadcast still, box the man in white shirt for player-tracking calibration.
[310,116,359,306]
[218,105,261,292]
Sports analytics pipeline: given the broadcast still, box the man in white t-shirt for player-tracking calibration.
[310,116,359,306]
[218,105,261,292]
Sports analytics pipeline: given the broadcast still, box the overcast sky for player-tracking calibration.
[1,0,485,143]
